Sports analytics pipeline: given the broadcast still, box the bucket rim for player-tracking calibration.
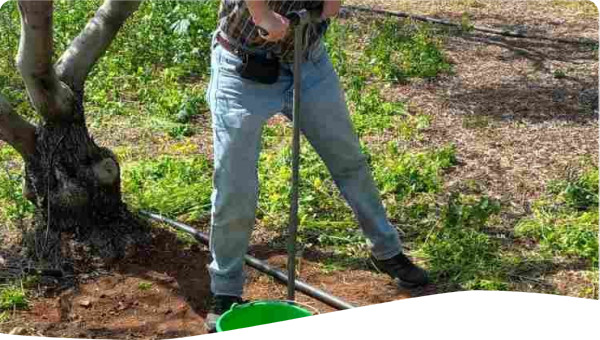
[215,299,315,332]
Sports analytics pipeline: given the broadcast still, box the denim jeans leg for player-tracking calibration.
[206,44,288,296]
[294,45,402,261]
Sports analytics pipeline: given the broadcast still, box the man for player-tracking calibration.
[205,0,428,332]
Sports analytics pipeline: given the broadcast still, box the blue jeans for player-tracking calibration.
[205,36,402,297]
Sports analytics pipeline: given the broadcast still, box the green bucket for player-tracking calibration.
[216,300,313,332]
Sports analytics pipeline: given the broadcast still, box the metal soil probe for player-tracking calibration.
[286,8,322,301]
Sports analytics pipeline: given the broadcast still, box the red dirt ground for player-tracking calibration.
[0,227,436,339]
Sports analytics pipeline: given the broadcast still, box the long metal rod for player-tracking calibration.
[288,20,304,302]
[140,211,355,311]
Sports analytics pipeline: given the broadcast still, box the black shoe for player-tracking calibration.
[205,295,245,333]
[370,252,429,288]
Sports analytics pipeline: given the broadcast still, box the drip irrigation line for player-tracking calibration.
[140,211,356,311]
[342,5,597,45]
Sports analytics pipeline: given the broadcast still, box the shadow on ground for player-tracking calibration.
[437,27,598,123]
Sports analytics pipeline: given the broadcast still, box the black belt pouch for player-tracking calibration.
[235,53,280,85]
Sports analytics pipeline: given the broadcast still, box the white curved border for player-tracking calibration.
[0,291,598,339]
[0,0,598,339]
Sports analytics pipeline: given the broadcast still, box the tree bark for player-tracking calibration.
[0,95,36,158]
[16,0,74,122]
[24,115,148,264]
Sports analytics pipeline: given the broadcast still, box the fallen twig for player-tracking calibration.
[342,5,598,45]
[508,273,553,287]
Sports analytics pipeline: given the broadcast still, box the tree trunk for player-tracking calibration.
[0,0,149,270]
[23,96,149,267]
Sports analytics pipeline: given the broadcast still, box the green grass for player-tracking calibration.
[417,193,503,288]
[363,18,452,83]
[324,17,446,140]
[515,168,599,267]
[373,144,457,200]
[0,285,27,310]
[256,140,458,258]
[138,282,153,291]
[0,147,34,228]
[0,310,9,323]
[553,69,567,79]
[122,155,213,222]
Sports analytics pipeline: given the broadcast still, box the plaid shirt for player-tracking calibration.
[217,0,328,62]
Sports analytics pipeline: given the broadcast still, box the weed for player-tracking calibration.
[323,19,349,76]
[515,207,598,266]
[460,12,475,33]
[0,310,9,323]
[0,147,35,228]
[373,144,457,200]
[258,142,355,231]
[21,275,40,290]
[363,18,452,83]
[563,168,598,210]
[515,167,599,267]
[138,282,153,291]
[348,86,408,135]
[122,156,213,222]
[553,69,567,79]
[0,286,27,310]
[418,193,503,287]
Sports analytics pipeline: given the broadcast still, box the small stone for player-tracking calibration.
[79,299,92,308]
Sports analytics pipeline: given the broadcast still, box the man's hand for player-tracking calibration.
[247,0,290,42]
[256,11,290,42]
[321,0,342,20]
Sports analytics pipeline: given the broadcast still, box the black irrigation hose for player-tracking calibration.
[342,5,598,45]
[140,211,356,311]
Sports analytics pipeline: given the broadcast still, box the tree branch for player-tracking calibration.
[16,0,73,122]
[0,95,37,157]
[55,0,143,90]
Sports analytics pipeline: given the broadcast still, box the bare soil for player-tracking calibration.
[0,227,433,339]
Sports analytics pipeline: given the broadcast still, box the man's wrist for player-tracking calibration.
[322,0,342,19]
